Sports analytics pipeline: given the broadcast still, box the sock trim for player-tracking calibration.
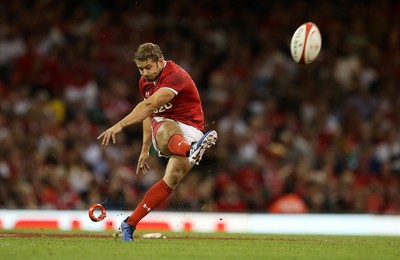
[160,179,173,194]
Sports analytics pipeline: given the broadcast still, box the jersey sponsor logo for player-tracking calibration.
[154,103,173,113]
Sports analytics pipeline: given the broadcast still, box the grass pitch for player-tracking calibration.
[1,230,399,260]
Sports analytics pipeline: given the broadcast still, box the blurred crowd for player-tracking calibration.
[1,0,400,214]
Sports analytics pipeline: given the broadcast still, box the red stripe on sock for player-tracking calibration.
[160,179,173,193]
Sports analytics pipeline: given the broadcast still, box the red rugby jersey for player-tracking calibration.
[139,60,204,131]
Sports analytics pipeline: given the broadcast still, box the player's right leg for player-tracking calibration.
[188,130,218,165]
[154,120,188,156]
[153,118,217,166]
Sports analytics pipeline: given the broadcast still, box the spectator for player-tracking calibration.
[0,0,399,215]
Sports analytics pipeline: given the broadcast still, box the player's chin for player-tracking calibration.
[144,76,155,82]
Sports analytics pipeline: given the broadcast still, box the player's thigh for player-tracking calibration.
[156,120,183,154]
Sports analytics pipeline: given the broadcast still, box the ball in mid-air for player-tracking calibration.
[290,22,322,64]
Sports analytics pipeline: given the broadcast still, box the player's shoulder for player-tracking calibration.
[162,61,188,85]
[164,60,186,75]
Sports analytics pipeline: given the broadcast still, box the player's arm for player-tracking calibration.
[137,116,152,175]
[141,116,152,153]
[97,88,175,145]
[121,88,176,128]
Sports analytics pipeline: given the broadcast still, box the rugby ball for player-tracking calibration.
[290,22,322,64]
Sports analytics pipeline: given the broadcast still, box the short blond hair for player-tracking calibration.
[134,43,164,62]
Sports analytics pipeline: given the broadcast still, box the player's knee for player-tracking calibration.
[167,171,181,187]
[166,164,191,187]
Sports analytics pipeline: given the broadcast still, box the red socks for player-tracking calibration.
[127,179,173,227]
[126,135,187,227]
[167,134,191,156]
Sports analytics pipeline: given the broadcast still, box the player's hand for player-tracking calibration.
[97,123,123,145]
[137,151,150,175]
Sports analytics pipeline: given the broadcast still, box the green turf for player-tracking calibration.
[1,231,399,260]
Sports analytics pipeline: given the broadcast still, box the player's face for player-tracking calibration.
[136,59,164,82]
